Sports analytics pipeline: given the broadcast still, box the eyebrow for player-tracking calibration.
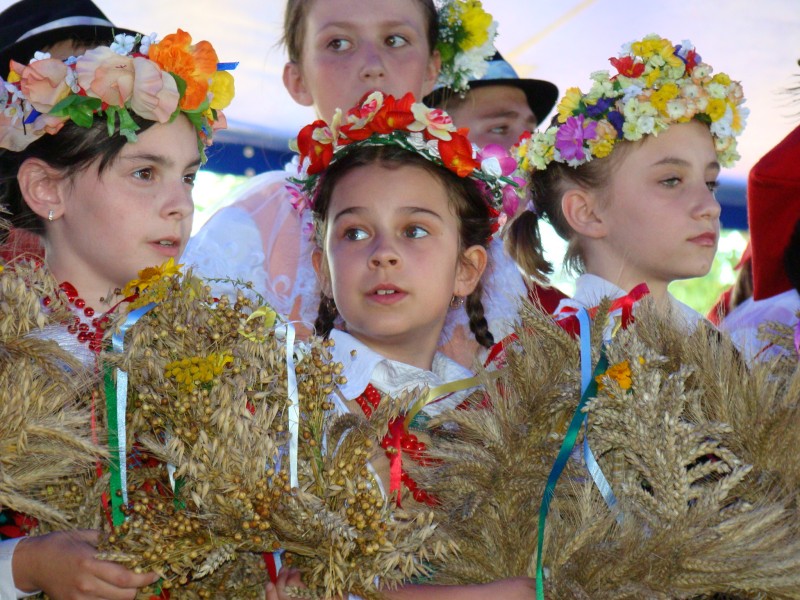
[651,157,720,171]
[332,205,444,223]
[119,153,202,170]
[318,19,416,32]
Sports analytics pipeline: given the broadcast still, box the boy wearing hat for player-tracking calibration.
[424,51,558,149]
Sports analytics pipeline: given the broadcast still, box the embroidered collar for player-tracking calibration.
[328,330,476,415]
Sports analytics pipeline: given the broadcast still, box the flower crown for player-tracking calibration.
[524,34,748,170]
[435,0,498,94]
[289,91,523,225]
[0,29,236,159]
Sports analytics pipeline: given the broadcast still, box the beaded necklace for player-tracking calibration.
[354,383,437,506]
[42,281,111,354]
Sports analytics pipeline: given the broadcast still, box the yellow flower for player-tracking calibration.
[557,87,583,123]
[165,352,233,391]
[706,98,727,122]
[711,73,731,86]
[458,1,493,50]
[596,360,632,392]
[650,82,679,115]
[121,258,182,297]
[209,70,235,110]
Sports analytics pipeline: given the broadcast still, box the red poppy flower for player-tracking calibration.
[609,56,645,79]
[296,120,333,175]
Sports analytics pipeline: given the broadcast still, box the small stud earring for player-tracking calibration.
[47,209,55,221]
[450,295,464,309]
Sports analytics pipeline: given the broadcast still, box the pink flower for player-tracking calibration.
[18,58,70,113]
[31,112,68,135]
[76,46,135,107]
[130,57,180,122]
[479,144,517,176]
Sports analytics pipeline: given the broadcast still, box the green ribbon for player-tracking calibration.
[535,343,608,598]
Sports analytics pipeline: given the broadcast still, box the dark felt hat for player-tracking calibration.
[425,51,558,125]
[0,0,138,77]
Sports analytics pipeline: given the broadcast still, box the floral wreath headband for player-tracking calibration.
[288,91,525,230]
[522,34,748,171]
[435,0,498,94]
[0,29,236,160]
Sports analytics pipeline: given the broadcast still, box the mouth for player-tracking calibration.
[688,232,718,247]
[367,284,407,302]
[151,237,183,255]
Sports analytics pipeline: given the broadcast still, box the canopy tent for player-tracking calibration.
[18,0,799,229]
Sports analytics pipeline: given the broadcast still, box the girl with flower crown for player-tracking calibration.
[0,30,234,598]
[265,92,535,600]
[506,34,748,332]
[182,0,528,369]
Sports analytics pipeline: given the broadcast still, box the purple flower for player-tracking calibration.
[502,183,521,217]
[585,97,613,118]
[607,110,625,138]
[555,115,597,163]
[479,143,517,176]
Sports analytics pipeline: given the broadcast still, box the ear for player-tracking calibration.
[312,247,333,297]
[421,50,442,97]
[561,187,607,239]
[454,244,488,297]
[283,61,314,107]
[17,158,66,221]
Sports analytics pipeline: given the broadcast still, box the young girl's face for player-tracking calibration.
[587,120,721,295]
[44,115,199,300]
[284,0,440,123]
[314,162,484,368]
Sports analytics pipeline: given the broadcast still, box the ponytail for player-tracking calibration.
[505,209,553,283]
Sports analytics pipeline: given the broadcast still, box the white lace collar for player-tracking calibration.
[328,330,477,416]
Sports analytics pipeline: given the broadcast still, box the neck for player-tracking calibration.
[45,255,121,314]
[346,331,437,371]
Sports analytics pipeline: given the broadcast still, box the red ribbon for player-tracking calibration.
[383,416,407,506]
[556,282,650,332]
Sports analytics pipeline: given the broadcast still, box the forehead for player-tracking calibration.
[456,85,532,117]
[330,162,449,209]
[632,120,718,166]
[303,0,429,34]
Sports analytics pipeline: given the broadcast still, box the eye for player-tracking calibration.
[328,38,352,51]
[183,172,198,186]
[489,124,509,135]
[133,168,153,181]
[404,225,429,239]
[344,227,369,241]
[385,35,408,48]
[706,180,720,192]
[660,177,680,188]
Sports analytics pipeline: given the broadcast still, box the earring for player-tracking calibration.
[47,209,55,221]
[450,295,465,309]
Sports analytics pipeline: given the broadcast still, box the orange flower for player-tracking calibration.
[438,131,479,177]
[147,29,218,111]
[368,92,416,135]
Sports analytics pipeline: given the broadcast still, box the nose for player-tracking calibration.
[696,183,721,221]
[162,179,195,221]
[369,236,399,268]
[359,43,386,82]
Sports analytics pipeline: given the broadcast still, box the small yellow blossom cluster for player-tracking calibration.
[165,352,234,392]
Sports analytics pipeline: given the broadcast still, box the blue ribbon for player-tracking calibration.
[109,302,157,510]
[535,309,611,599]
[217,62,239,71]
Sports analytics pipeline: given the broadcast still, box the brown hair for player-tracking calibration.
[311,144,495,348]
[507,142,632,282]
[0,115,154,236]
[282,0,439,63]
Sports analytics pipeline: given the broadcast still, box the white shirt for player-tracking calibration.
[721,289,800,361]
[328,329,477,415]
[553,274,705,338]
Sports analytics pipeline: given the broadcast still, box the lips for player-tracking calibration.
[688,231,718,247]
[150,237,182,257]
[366,284,407,304]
